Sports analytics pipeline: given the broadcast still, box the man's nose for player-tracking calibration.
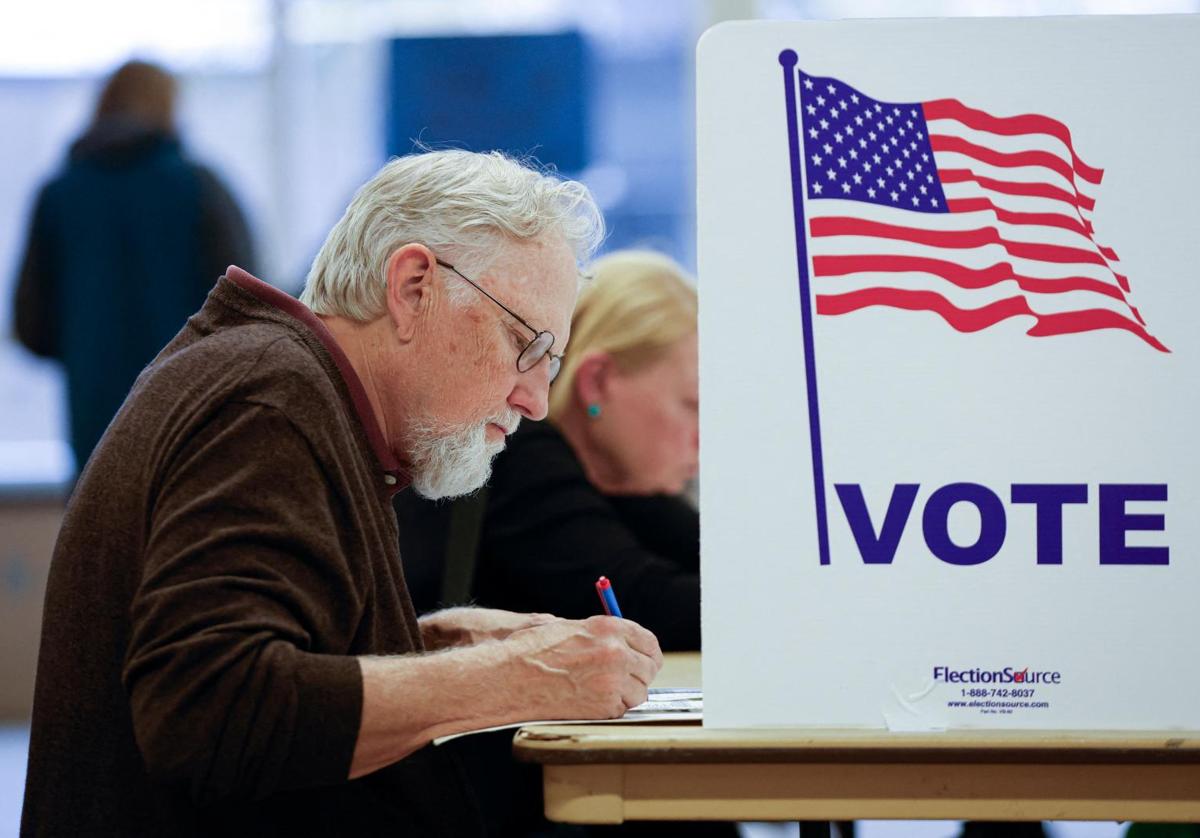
[508,364,551,421]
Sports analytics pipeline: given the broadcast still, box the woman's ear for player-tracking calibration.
[572,351,615,409]
[384,244,435,341]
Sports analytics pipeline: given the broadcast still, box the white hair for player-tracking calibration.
[301,149,604,321]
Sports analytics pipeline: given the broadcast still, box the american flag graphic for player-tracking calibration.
[795,68,1168,353]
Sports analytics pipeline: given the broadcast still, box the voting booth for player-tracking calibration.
[698,16,1200,731]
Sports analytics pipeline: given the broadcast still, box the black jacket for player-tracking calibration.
[13,117,254,470]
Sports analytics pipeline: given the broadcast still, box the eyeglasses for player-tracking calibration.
[435,258,562,383]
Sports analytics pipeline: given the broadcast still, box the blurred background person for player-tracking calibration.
[475,248,700,640]
[12,59,254,474]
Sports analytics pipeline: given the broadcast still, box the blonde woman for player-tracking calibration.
[471,248,701,650]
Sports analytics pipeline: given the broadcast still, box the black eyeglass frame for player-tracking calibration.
[435,257,562,382]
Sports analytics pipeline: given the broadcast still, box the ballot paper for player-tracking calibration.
[432,688,702,746]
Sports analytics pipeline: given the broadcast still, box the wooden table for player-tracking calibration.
[514,655,1200,826]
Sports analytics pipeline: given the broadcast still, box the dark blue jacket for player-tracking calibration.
[14,118,254,471]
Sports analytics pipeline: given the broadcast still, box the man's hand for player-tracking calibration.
[419,606,557,650]
[352,615,662,779]
[503,615,664,720]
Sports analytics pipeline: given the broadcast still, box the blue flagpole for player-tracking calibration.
[779,50,831,566]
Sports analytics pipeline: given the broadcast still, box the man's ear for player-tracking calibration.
[573,351,615,409]
[384,244,436,341]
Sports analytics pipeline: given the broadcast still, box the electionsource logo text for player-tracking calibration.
[933,666,1062,685]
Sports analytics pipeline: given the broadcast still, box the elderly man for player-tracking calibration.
[22,150,662,836]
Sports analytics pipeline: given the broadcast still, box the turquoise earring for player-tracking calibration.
[587,403,602,419]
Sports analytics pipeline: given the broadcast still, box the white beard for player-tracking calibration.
[407,411,521,500]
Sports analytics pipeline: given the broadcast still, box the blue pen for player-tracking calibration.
[595,576,623,618]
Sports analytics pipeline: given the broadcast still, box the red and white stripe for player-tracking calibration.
[806,97,1167,352]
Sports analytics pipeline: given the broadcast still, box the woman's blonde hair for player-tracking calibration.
[549,250,697,422]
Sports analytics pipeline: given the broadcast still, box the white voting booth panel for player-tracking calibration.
[697,16,1200,731]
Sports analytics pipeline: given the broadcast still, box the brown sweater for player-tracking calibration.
[22,268,480,836]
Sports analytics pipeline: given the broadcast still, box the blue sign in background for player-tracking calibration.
[388,33,590,173]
